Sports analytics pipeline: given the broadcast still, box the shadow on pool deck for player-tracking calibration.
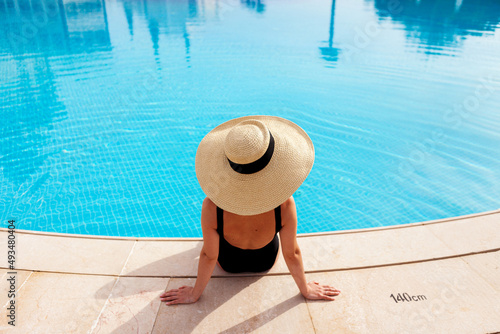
[0,209,499,333]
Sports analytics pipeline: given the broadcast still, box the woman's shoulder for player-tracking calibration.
[202,197,216,210]
[281,196,296,210]
[280,196,297,228]
[201,197,217,230]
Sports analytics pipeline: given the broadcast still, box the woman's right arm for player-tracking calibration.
[160,197,219,305]
[192,197,220,299]
[280,196,341,301]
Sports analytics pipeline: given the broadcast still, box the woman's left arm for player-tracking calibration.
[280,197,341,300]
[160,198,220,305]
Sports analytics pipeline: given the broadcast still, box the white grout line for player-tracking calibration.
[119,240,137,277]
[303,298,317,333]
[88,276,120,334]
[88,240,137,334]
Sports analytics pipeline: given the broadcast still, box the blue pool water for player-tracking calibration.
[1,0,500,237]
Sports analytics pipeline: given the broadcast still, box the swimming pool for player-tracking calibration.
[1,0,499,237]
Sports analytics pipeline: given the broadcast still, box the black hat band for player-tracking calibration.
[227,131,275,174]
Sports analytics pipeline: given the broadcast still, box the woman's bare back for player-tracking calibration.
[219,207,278,250]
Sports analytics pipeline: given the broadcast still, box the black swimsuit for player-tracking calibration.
[216,205,282,273]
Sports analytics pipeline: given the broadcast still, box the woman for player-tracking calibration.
[160,116,341,305]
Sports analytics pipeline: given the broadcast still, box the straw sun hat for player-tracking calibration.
[195,115,314,216]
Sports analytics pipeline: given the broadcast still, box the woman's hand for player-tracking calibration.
[302,281,341,301]
[160,286,199,305]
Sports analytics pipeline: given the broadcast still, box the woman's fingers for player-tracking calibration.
[315,292,334,301]
[160,293,178,301]
[160,290,182,302]
[322,285,341,293]
[160,289,178,297]
[160,286,197,305]
[166,294,179,301]
[160,291,177,298]
[166,299,179,305]
[161,289,189,304]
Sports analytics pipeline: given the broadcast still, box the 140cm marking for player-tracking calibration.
[390,293,427,303]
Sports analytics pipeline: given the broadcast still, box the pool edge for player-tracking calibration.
[1,208,498,240]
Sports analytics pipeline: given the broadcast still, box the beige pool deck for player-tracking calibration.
[0,210,499,333]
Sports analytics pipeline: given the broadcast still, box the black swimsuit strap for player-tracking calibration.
[274,205,282,233]
[216,206,224,235]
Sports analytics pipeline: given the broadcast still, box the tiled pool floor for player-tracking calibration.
[0,210,499,333]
